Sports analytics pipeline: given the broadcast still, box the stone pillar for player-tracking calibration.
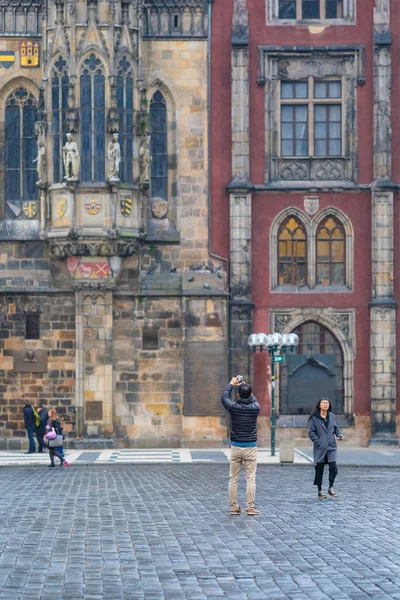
[229,0,253,381]
[230,194,252,380]
[76,290,114,438]
[373,0,392,182]
[370,2,397,444]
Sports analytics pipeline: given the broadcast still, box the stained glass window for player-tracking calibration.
[52,56,69,183]
[278,217,307,285]
[80,54,105,183]
[150,91,168,200]
[5,87,37,204]
[116,57,134,183]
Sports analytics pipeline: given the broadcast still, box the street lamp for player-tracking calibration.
[247,331,299,457]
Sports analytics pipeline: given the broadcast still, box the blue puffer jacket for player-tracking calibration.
[221,384,260,443]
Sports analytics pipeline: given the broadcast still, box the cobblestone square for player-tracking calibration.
[0,465,399,600]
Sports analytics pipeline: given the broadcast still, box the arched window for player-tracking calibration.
[316,216,345,286]
[278,216,307,285]
[150,90,168,200]
[5,87,37,205]
[116,57,133,184]
[279,321,344,415]
[80,54,105,183]
[52,56,69,183]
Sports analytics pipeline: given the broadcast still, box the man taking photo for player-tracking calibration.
[221,377,260,516]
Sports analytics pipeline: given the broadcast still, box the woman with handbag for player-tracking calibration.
[45,409,69,467]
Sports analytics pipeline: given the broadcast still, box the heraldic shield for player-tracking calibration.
[120,197,132,217]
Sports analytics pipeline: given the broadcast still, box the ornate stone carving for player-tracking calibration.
[304,196,319,216]
[314,160,345,180]
[232,0,248,43]
[373,307,393,321]
[329,313,350,337]
[274,313,293,333]
[140,134,151,184]
[279,161,309,180]
[73,280,116,291]
[63,133,80,181]
[151,199,168,219]
[50,239,143,258]
[33,140,46,187]
[107,133,121,182]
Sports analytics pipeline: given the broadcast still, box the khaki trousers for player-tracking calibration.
[228,445,257,510]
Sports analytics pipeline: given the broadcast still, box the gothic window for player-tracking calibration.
[80,54,105,183]
[1,2,42,34]
[316,216,345,286]
[5,87,37,205]
[278,216,307,285]
[150,91,168,200]
[279,321,344,415]
[116,57,133,184]
[52,56,69,183]
[280,79,342,158]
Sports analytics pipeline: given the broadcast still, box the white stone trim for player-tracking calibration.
[270,206,354,291]
[266,0,356,25]
[269,307,355,418]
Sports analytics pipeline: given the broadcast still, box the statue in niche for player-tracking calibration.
[63,133,80,181]
[139,134,151,184]
[33,139,46,186]
[107,133,121,181]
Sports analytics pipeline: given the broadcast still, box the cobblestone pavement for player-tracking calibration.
[0,465,399,600]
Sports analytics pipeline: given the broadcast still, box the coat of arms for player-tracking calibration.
[23,201,39,219]
[120,197,132,217]
[57,199,67,218]
[0,51,15,69]
[304,196,319,216]
[85,199,102,215]
[20,41,40,68]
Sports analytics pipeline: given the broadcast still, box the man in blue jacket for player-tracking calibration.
[221,377,260,516]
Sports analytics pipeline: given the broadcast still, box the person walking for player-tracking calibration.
[35,404,48,453]
[23,401,36,454]
[308,397,344,499]
[221,376,260,516]
[46,408,68,467]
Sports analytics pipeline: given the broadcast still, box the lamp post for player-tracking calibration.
[248,332,299,457]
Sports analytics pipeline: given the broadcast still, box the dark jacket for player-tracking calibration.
[48,419,62,435]
[35,408,48,434]
[23,405,35,429]
[221,384,260,443]
[308,411,343,466]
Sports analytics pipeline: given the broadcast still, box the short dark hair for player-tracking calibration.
[238,383,252,399]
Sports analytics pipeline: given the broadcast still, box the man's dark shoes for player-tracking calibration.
[24,451,35,454]
[47,463,55,467]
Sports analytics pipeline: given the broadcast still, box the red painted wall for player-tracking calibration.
[210,0,386,418]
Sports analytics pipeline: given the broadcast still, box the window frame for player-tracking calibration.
[116,57,134,184]
[79,53,106,184]
[269,0,354,25]
[25,312,40,340]
[5,87,38,207]
[316,215,346,286]
[270,208,353,292]
[150,90,168,201]
[52,56,69,184]
[278,77,344,159]
[278,216,308,286]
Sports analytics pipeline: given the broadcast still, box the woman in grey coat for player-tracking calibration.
[308,398,344,499]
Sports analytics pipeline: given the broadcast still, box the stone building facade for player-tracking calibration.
[0,0,230,449]
[211,0,400,446]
